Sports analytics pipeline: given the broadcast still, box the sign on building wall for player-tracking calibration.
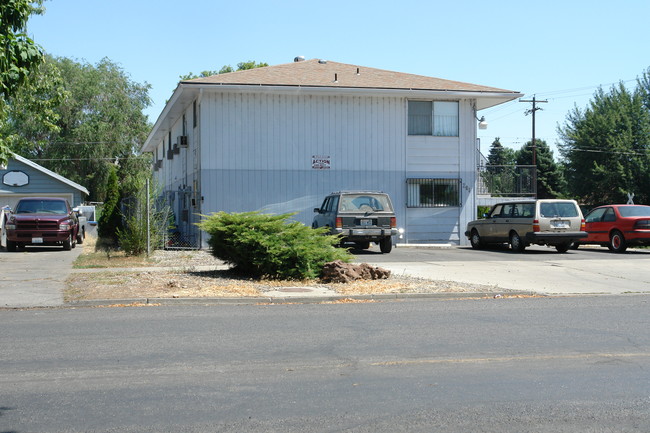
[311,155,330,170]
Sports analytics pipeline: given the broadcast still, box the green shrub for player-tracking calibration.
[197,211,352,280]
[477,205,491,219]
[97,166,122,246]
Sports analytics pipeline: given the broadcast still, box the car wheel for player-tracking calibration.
[555,242,571,253]
[6,240,17,252]
[355,241,370,250]
[609,230,627,253]
[569,242,580,250]
[509,231,526,252]
[76,228,84,245]
[470,229,483,249]
[63,235,72,251]
[379,237,392,254]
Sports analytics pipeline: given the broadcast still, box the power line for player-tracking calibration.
[520,96,548,165]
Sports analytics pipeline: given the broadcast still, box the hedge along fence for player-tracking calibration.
[197,211,352,280]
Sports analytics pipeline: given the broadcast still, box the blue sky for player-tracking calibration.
[28,0,649,159]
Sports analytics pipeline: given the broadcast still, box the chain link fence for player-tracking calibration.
[120,185,201,253]
[478,165,537,197]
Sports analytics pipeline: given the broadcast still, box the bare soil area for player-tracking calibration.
[65,245,509,302]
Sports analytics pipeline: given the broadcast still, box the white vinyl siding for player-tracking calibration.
[199,92,406,226]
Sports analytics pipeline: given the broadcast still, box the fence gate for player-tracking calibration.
[163,189,200,249]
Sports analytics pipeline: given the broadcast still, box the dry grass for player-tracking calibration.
[66,240,506,302]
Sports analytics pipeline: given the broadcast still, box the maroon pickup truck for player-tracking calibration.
[5,197,79,252]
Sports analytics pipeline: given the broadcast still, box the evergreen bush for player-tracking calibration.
[97,166,122,247]
[197,211,352,280]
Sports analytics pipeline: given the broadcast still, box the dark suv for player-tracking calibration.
[313,191,397,253]
[5,197,79,251]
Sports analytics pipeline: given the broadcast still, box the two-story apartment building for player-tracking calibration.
[141,58,521,247]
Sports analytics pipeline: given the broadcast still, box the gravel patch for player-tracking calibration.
[66,249,514,302]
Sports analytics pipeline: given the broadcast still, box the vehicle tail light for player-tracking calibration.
[335,217,342,228]
[533,219,540,232]
[580,218,586,231]
[390,217,397,228]
[634,219,650,229]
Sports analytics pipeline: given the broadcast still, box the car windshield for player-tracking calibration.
[15,200,68,215]
[339,194,393,213]
[618,206,650,217]
[539,202,578,218]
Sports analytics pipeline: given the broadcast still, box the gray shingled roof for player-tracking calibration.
[183,59,516,94]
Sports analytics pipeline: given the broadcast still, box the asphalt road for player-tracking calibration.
[1,297,649,432]
[359,243,650,295]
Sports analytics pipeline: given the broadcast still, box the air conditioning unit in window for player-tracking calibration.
[178,135,188,148]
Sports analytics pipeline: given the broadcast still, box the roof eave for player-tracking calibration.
[12,153,90,196]
[142,83,522,152]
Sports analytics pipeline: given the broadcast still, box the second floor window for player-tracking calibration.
[408,100,459,137]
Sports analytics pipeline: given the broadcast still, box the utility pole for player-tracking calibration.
[520,96,548,165]
[520,96,547,198]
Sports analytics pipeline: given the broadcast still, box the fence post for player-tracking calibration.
[146,178,150,257]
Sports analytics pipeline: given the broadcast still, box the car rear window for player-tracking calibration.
[618,206,650,217]
[539,202,579,218]
[339,194,393,213]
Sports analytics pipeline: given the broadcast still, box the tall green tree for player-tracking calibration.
[487,137,516,166]
[483,137,518,196]
[0,0,45,167]
[97,164,122,246]
[558,75,650,205]
[1,56,67,156]
[516,139,567,199]
[4,56,152,202]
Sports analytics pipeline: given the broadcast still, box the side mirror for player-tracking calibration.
[313,208,321,213]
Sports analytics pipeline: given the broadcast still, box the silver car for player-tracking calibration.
[465,199,587,253]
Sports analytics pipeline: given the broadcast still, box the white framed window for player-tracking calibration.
[408,100,459,137]
[407,178,461,207]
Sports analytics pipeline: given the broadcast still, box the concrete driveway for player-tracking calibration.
[0,245,82,308]
[362,244,650,296]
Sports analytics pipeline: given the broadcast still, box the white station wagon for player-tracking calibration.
[465,199,587,253]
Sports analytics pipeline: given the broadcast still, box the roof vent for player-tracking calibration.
[294,56,305,62]
[318,59,328,64]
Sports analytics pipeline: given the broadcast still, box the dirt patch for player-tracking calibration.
[65,246,508,302]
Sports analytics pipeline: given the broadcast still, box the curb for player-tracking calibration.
[65,291,540,308]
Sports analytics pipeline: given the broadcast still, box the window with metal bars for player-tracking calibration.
[407,178,461,207]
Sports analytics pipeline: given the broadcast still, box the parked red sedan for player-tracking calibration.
[574,204,650,253]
